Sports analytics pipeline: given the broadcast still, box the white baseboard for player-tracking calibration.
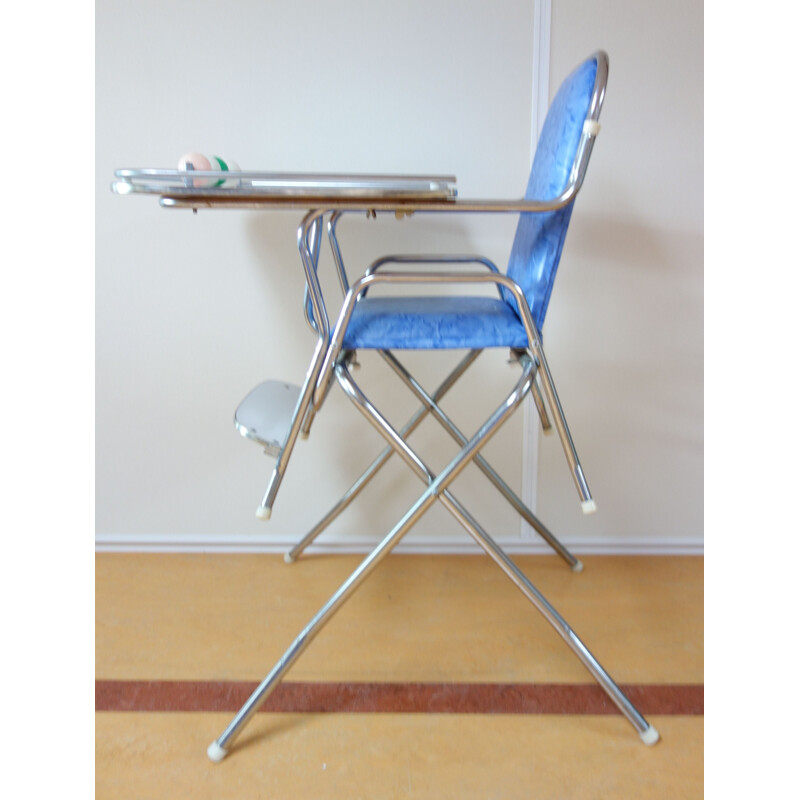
[95,532,703,556]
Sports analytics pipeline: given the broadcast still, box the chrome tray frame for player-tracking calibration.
[112,169,458,200]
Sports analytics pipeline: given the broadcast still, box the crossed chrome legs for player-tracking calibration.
[287,348,580,570]
[336,353,657,745]
[209,352,657,761]
[285,348,482,563]
[208,351,541,761]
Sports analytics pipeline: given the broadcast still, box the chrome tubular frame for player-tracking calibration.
[300,211,355,425]
[378,349,581,569]
[363,254,507,301]
[301,214,324,335]
[256,211,330,518]
[327,211,351,295]
[285,349,482,563]
[208,355,538,760]
[315,268,594,510]
[333,352,654,743]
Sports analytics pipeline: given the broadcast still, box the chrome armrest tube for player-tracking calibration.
[327,211,351,295]
[366,255,500,275]
[301,214,325,335]
[363,255,504,300]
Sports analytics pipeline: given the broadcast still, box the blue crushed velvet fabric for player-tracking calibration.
[503,56,598,332]
[342,296,529,350]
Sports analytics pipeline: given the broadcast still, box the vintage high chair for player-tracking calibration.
[213,51,659,761]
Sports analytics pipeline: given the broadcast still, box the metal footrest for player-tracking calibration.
[234,380,302,456]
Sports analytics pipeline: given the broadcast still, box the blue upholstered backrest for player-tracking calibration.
[504,55,599,333]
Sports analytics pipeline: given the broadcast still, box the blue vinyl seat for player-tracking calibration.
[342,295,529,350]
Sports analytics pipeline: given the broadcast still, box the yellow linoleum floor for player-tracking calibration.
[96,553,703,799]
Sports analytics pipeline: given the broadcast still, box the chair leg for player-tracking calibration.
[531,375,552,432]
[208,353,533,762]
[337,358,658,746]
[380,350,581,571]
[255,339,327,519]
[284,408,422,563]
[255,212,332,519]
[452,503,659,745]
[208,503,422,762]
[531,342,596,513]
[285,350,482,563]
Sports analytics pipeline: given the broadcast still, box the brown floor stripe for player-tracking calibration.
[95,681,703,716]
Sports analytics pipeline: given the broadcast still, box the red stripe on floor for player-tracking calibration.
[95,681,703,715]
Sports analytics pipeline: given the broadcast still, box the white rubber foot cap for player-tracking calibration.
[207,742,228,762]
[284,552,296,564]
[581,499,597,515]
[571,559,584,573]
[639,725,660,746]
[256,506,272,520]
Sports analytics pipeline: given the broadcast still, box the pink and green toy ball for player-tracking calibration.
[178,152,240,186]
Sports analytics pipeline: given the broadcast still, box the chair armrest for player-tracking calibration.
[366,254,500,274]
[327,211,504,299]
[157,190,579,214]
[365,255,504,300]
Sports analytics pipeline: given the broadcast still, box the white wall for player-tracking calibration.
[96,0,703,554]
